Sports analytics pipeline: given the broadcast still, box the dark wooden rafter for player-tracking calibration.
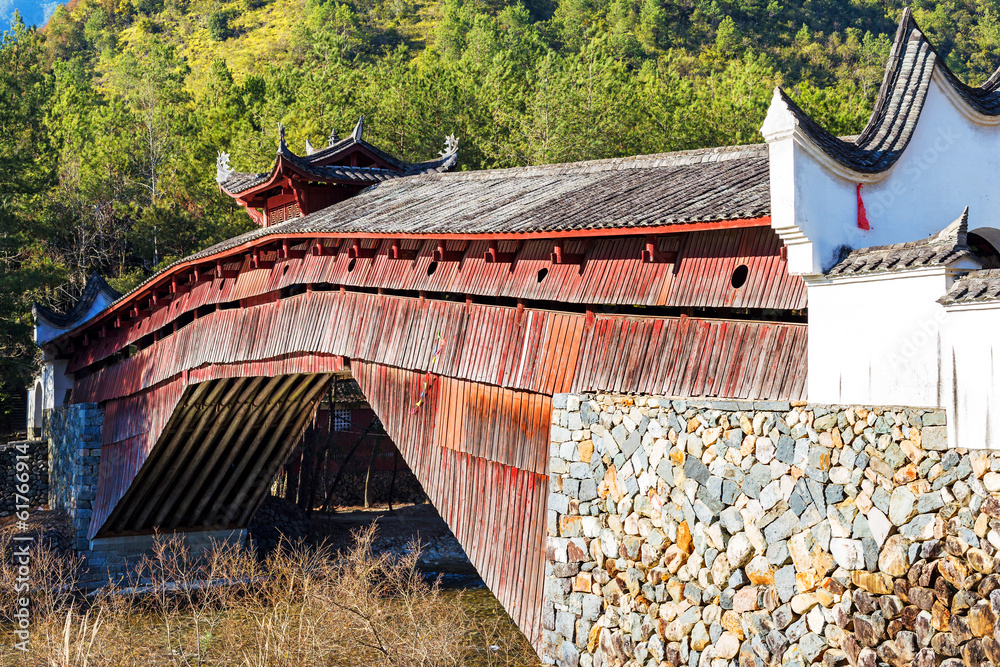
[232,378,332,526]
[221,375,331,526]
[189,374,311,527]
[185,375,298,526]
[106,380,223,532]
[148,377,253,527]
[160,376,270,529]
[125,377,245,529]
[103,374,332,534]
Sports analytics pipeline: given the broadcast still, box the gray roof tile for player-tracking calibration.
[827,208,973,276]
[939,268,1000,305]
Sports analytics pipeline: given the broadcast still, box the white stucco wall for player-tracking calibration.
[27,352,74,434]
[807,269,953,408]
[26,380,43,435]
[765,75,1000,276]
[942,304,1000,450]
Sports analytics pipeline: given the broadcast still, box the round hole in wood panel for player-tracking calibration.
[427,261,439,277]
[731,264,749,289]
[537,268,548,283]
[348,258,357,272]
[283,264,290,275]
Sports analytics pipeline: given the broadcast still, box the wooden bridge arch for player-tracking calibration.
[50,152,810,645]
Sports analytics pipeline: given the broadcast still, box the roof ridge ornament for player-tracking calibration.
[328,128,339,146]
[440,134,459,157]
[934,206,970,246]
[216,151,234,184]
[278,123,287,152]
[305,138,317,155]
[352,116,364,141]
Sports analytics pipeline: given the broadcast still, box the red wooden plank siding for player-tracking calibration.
[74,290,806,407]
[351,360,548,648]
[65,229,805,375]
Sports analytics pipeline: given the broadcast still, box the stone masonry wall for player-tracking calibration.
[542,394,1000,667]
[0,439,47,516]
[45,404,102,555]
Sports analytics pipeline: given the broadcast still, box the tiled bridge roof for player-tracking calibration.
[198,143,769,259]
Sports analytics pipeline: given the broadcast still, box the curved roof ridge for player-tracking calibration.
[33,273,121,329]
[769,9,1000,175]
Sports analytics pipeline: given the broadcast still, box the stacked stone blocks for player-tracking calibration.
[0,439,47,516]
[543,393,1000,667]
[45,404,105,582]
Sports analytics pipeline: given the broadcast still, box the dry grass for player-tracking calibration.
[0,527,540,666]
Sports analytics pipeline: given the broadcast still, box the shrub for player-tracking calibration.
[0,526,537,665]
[208,9,238,40]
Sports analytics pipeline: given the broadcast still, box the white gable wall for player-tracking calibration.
[766,75,1000,277]
[34,288,118,346]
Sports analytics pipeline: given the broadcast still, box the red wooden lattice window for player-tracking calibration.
[267,201,301,225]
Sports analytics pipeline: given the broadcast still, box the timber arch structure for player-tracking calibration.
[46,147,809,646]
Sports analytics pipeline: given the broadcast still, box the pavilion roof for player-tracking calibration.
[217,118,459,195]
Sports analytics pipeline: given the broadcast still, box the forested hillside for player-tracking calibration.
[2,0,1000,397]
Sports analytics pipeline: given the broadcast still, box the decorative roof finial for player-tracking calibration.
[305,138,317,155]
[328,128,339,146]
[440,134,459,157]
[278,123,287,151]
[759,87,798,143]
[216,151,234,184]
[352,115,364,141]
[935,206,970,246]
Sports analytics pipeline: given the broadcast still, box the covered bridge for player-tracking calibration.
[37,10,1000,661]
